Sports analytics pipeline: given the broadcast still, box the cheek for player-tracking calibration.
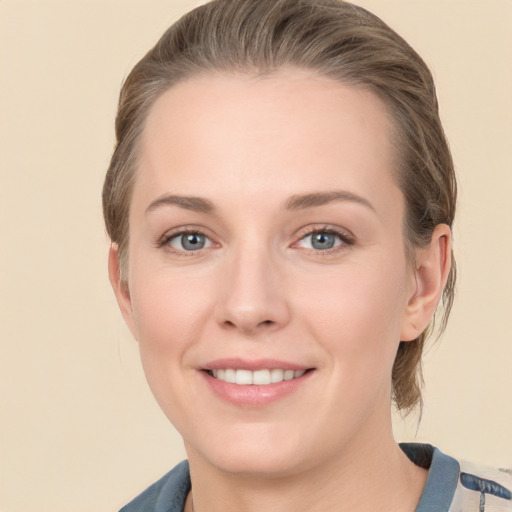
[126,254,215,387]
[127,271,216,424]
[129,271,214,353]
[295,257,409,374]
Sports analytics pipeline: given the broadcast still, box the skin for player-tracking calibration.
[109,68,451,512]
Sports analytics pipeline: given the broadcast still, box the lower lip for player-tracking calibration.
[201,370,313,407]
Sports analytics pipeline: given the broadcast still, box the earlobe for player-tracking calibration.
[400,224,452,342]
[108,245,137,338]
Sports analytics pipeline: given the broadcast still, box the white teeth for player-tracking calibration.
[284,369,295,380]
[210,368,307,385]
[235,369,253,385]
[224,368,236,383]
[270,368,284,383]
[252,369,270,385]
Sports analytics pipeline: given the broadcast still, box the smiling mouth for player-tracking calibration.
[206,368,311,385]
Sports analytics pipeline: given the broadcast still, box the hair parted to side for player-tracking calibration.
[103,0,457,413]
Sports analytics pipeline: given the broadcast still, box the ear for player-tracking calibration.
[108,244,138,340]
[401,224,452,342]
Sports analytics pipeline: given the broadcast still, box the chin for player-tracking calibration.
[186,423,316,478]
[210,449,307,478]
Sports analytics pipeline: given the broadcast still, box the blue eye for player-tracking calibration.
[298,231,345,251]
[310,232,337,250]
[169,232,211,251]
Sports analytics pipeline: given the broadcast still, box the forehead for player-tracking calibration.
[135,68,400,215]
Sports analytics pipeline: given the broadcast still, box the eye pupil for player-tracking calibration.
[182,233,205,250]
[311,232,335,250]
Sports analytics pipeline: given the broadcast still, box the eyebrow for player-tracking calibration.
[145,190,375,215]
[145,194,215,214]
[285,190,375,212]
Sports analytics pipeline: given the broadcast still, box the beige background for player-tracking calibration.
[0,1,511,511]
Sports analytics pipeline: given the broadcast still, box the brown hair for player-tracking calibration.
[103,0,456,413]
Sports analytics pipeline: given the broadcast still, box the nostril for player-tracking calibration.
[221,318,275,332]
[255,319,276,330]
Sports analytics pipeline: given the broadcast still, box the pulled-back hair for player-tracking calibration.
[103,0,456,413]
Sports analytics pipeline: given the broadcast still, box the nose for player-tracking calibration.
[214,245,291,336]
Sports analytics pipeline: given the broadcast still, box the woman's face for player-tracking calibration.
[115,69,421,476]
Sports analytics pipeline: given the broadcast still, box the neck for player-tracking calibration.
[184,418,427,512]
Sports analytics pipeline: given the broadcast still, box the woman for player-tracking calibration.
[103,0,512,510]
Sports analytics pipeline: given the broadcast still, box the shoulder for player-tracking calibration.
[119,460,191,512]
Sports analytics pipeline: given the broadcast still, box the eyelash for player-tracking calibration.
[294,225,355,254]
[157,227,215,256]
[157,225,354,256]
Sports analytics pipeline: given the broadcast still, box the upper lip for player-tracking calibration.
[202,358,311,371]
